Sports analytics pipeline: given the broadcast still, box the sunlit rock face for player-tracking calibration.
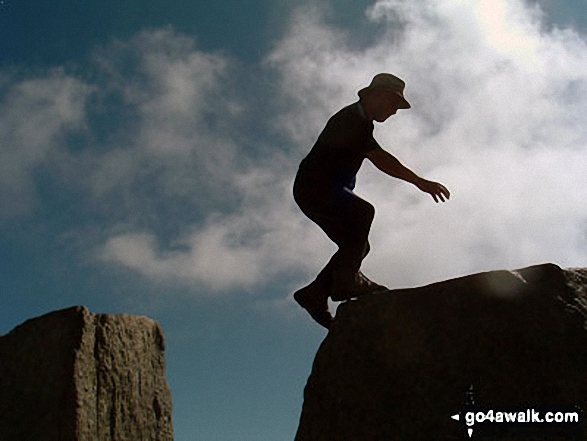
[0,306,173,441]
[296,263,587,441]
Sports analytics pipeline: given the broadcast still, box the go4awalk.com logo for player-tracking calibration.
[450,385,584,438]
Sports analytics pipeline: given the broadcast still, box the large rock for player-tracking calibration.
[296,263,587,440]
[0,306,173,441]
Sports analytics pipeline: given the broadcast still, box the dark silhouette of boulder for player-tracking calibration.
[0,306,173,441]
[295,263,587,440]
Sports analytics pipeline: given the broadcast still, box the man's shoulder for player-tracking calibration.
[332,101,361,118]
[327,101,369,128]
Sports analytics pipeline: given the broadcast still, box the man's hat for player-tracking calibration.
[358,73,411,109]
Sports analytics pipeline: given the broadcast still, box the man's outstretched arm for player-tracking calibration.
[365,147,450,203]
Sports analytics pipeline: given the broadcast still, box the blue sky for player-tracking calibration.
[1,1,587,440]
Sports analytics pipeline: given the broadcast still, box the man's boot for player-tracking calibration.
[331,271,388,301]
[293,280,333,329]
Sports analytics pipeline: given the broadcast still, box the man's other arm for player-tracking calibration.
[365,147,450,203]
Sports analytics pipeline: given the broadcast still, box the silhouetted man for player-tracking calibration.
[293,73,450,329]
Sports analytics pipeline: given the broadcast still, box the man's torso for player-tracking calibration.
[297,101,380,191]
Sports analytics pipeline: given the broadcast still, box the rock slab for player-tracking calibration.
[0,306,173,441]
[296,263,587,440]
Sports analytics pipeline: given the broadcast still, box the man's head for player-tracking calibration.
[358,73,410,122]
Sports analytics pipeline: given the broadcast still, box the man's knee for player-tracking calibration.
[340,230,370,254]
[353,201,375,237]
[363,241,371,258]
[366,203,375,224]
[357,200,375,225]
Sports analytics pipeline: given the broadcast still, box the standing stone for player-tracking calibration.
[296,263,587,440]
[0,306,173,440]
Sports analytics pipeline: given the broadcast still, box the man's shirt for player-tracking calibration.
[297,101,381,191]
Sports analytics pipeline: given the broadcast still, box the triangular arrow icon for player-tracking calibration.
[468,428,473,438]
[451,413,460,421]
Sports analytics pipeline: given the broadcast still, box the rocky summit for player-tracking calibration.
[0,306,173,441]
[296,263,587,441]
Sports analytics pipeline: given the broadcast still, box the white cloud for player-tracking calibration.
[87,26,242,202]
[0,69,92,216]
[99,169,330,292]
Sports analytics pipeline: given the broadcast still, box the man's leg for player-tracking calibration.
[303,188,376,300]
[293,276,333,329]
[293,183,376,326]
[328,205,374,300]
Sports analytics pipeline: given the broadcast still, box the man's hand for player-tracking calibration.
[416,179,450,203]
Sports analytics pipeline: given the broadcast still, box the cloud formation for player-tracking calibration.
[1,26,322,292]
[1,1,586,294]
[0,69,92,216]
